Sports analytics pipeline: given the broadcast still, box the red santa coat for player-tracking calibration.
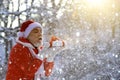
[6,38,54,80]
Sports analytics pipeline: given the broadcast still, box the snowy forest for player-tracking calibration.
[0,0,120,80]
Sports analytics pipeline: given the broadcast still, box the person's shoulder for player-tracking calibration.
[13,43,24,48]
[11,43,28,52]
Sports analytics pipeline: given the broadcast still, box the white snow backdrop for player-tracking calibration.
[0,0,120,80]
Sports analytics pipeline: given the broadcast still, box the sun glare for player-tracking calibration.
[86,0,107,7]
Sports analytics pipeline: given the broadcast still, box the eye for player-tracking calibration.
[32,28,42,33]
[34,31,38,33]
[33,29,39,33]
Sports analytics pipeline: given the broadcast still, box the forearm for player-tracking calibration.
[44,59,54,77]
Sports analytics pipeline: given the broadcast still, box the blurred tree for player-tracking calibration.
[0,0,37,63]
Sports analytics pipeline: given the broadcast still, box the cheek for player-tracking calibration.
[31,34,39,41]
[31,34,37,38]
[30,34,35,39]
[28,34,40,43]
[28,35,36,42]
[29,36,35,42]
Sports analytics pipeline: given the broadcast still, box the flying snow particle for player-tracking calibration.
[76,32,80,37]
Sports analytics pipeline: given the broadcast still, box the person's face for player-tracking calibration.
[27,27,42,47]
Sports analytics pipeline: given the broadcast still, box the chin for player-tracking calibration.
[33,42,42,47]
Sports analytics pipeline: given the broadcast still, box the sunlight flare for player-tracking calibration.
[86,0,107,7]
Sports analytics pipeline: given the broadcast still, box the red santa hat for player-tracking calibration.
[18,20,42,38]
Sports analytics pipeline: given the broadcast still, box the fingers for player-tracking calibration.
[49,36,65,47]
[49,36,59,47]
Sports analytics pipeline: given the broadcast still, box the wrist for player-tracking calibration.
[47,57,54,62]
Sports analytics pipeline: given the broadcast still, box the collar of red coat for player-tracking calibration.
[17,37,43,50]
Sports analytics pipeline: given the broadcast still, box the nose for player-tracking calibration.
[38,28,42,37]
[38,30,42,35]
[39,33,42,37]
[38,32,42,39]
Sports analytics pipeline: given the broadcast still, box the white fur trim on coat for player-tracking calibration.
[16,39,34,49]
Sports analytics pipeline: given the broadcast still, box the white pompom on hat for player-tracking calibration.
[17,20,42,38]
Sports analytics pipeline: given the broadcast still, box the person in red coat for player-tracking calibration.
[6,20,64,80]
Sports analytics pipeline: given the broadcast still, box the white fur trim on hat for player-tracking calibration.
[17,32,24,37]
[24,22,42,38]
